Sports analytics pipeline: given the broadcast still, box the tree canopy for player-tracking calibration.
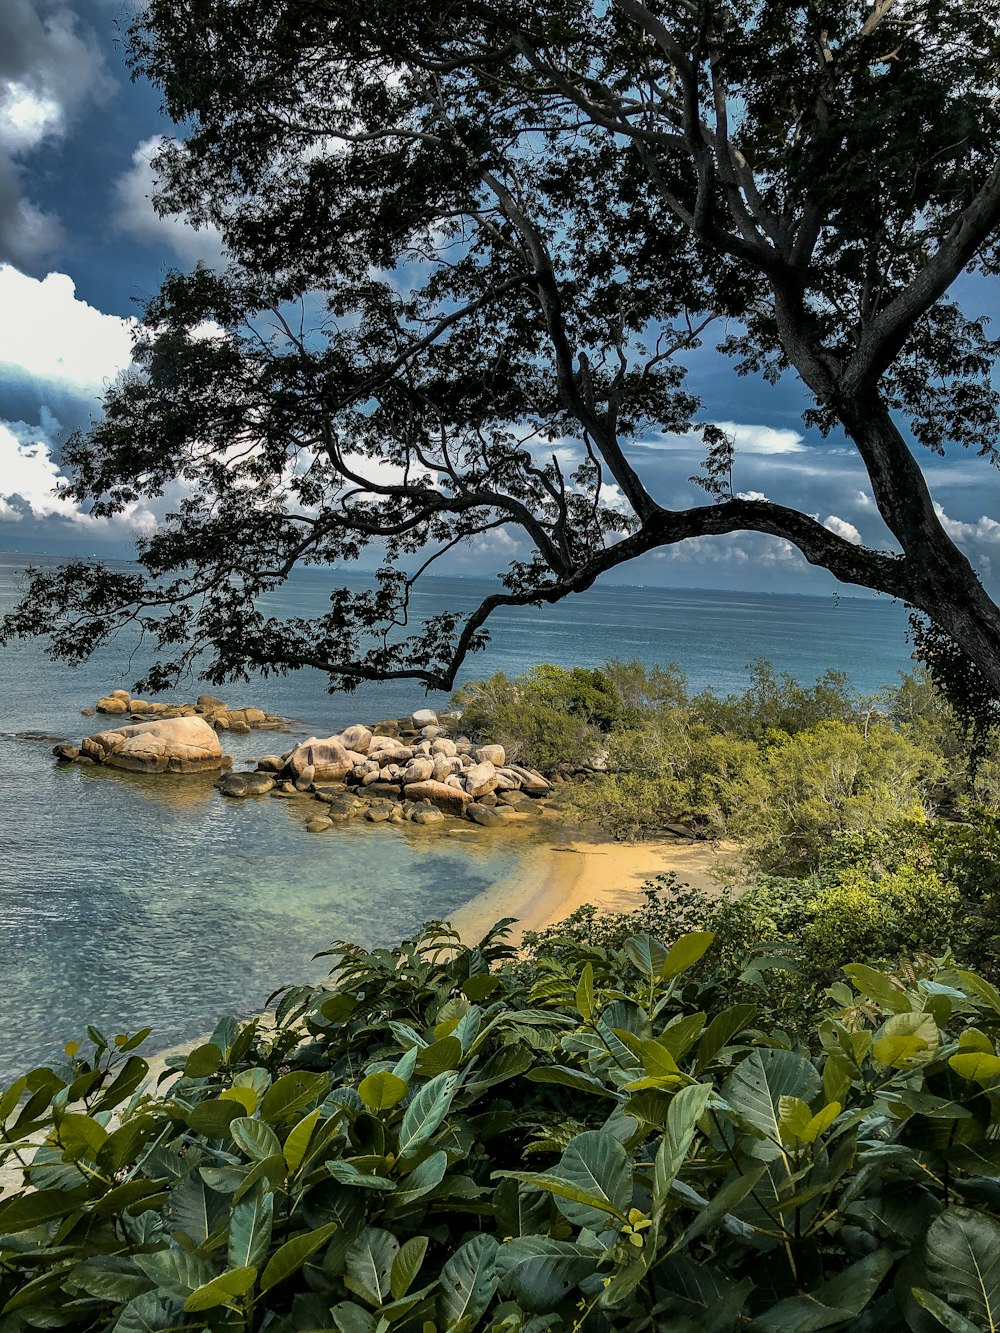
[5,0,1000,697]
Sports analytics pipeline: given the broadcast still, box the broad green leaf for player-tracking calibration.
[259,1069,328,1123]
[576,962,594,1021]
[390,1150,449,1206]
[625,932,669,978]
[358,1071,408,1111]
[415,1036,463,1076]
[659,1012,707,1061]
[135,1247,215,1298]
[873,1012,939,1069]
[752,1248,893,1330]
[186,1098,243,1138]
[283,1106,322,1172]
[344,1226,399,1306]
[661,931,714,980]
[183,1266,257,1313]
[949,1051,1000,1085]
[231,1116,282,1161]
[260,1221,338,1292]
[723,1047,821,1155]
[524,1066,617,1097]
[842,964,912,1013]
[549,1130,632,1229]
[923,1206,1000,1331]
[397,1071,458,1157]
[0,1188,81,1234]
[228,1186,273,1270]
[390,1235,428,1300]
[497,1236,595,1313]
[954,970,1000,1015]
[69,1255,148,1302]
[913,1289,983,1333]
[184,1043,223,1078]
[654,1082,712,1209]
[167,1174,228,1245]
[114,1291,182,1333]
[326,1160,396,1190]
[439,1234,500,1329]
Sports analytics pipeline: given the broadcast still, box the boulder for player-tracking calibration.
[403,779,472,817]
[412,806,445,825]
[81,715,227,774]
[96,696,129,715]
[323,795,362,820]
[256,754,285,773]
[366,781,402,797]
[504,765,552,794]
[411,708,439,729]
[432,755,463,782]
[463,761,498,798]
[431,737,458,757]
[217,771,274,798]
[294,764,316,791]
[339,724,373,754]
[365,800,396,823]
[402,756,435,784]
[306,815,333,833]
[372,747,413,767]
[110,689,131,701]
[467,803,502,828]
[80,708,95,716]
[197,694,227,710]
[475,743,506,767]
[477,791,498,807]
[420,725,444,739]
[286,736,353,782]
[53,743,79,762]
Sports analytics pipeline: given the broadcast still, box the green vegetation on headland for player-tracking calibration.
[4,662,1000,1328]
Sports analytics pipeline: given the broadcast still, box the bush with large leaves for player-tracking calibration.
[2,920,1000,1330]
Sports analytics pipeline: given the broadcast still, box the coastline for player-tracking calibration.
[450,830,736,945]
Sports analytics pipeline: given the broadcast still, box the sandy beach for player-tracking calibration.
[451,831,736,945]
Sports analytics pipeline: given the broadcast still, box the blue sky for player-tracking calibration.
[1,0,1000,598]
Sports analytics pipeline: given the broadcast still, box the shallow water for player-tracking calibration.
[0,556,913,1078]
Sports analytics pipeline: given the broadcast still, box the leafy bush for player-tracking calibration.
[452,670,604,771]
[3,920,1000,1330]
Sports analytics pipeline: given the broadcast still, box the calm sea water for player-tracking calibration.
[0,556,912,1077]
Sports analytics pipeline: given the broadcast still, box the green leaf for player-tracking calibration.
[524,1066,617,1097]
[0,1188,82,1234]
[625,932,669,979]
[439,1234,500,1329]
[186,1098,243,1138]
[183,1266,257,1313]
[135,1247,215,1298]
[723,1047,822,1154]
[390,1150,449,1207]
[749,1249,893,1330]
[695,1004,758,1071]
[260,1221,339,1292]
[344,1226,399,1306]
[873,1011,939,1069]
[497,1236,595,1313]
[184,1043,223,1078]
[913,1289,983,1333]
[69,1255,149,1303]
[397,1071,458,1157]
[954,970,1000,1015]
[228,1186,273,1270]
[390,1235,428,1300]
[358,1071,408,1111]
[114,1291,182,1333]
[842,964,912,1013]
[231,1116,282,1161]
[661,931,714,980]
[167,1174,228,1245]
[923,1206,1000,1331]
[654,1082,712,1210]
[259,1070,329,1123]
[949,1051,1000,1086]
[576,962,595,1021]
[326,1160,396,1190]
[549,1130,632,1229]
[415,1036,463,1076]
[283,1106,322,1173]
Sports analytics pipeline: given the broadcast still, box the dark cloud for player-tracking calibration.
[0,0,112,271]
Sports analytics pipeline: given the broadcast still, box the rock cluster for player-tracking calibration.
[55,715,231,774]
[90,690,286,733]
[218,707,552,832]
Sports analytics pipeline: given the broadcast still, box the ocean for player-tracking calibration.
[0,555,913,1078]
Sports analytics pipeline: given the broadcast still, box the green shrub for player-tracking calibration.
[3,920,1000,1331]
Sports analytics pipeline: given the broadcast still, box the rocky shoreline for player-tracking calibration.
[223,707,552,831]
[54,697,553,830]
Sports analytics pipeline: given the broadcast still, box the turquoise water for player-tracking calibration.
[0,556,913,1078]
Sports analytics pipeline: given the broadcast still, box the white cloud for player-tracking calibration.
[822,515,863,545]
[736,489,768,502]
[933,503,1000,546]
[0,263,135,398]
[646,421,807,456]
[114,135,227,267]
[0,1,113,269]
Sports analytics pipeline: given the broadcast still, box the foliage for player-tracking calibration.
[5,4,1000,701]
[4,920,1000,1330]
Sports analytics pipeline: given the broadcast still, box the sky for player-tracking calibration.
[1,1,1000,597]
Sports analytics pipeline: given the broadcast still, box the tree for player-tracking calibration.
[5,0,1000,700]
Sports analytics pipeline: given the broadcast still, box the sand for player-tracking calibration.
[451,831,737,945]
